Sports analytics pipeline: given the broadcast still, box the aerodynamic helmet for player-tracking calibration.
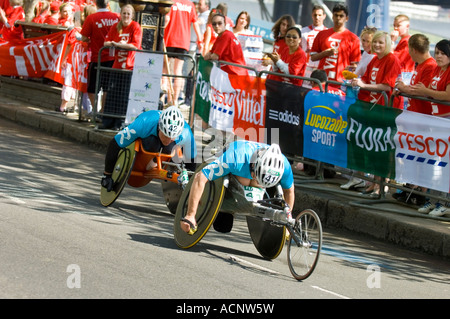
[251,144,285,188]
[158,106,185,139]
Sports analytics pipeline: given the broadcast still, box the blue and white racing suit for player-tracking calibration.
[201,140,293,190]
[114,110,197,161]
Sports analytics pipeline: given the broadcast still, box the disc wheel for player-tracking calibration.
[100,142,136,207]
[246,216,286,260]
[287,209,322,280]
[174,163,225,249]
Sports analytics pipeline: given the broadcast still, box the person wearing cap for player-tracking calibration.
[101,106,197,192]
[180,140,294,235]
[44,1,61,25]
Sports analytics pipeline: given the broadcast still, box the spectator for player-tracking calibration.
[32,1,50,24]
[408,39,450,217]
[232,11,252,36]
[391,14,415,74]
[270,14,295,54]
[395,34,436,114]
[78,3,96,118]
[189,0,209,55]
[411,39,450,117]
[391,35,437,209]
[215,2,233,29]
[0,0,24,41]
[351,31,402,197]
[58,2,73,27]
[204,13,247,76]
[310,4,360,87]
[100,4,142,130]
[301,5,327,80]
[58,3,77,113]
[43,1,60,25]
[264,26,306,86]
[80,0,120,112]
[162,0,202,106]
[352,31,401,107]
[354,26,376,77]
[201,8,217,56]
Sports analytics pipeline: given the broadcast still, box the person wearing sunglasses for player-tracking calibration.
[264,26,306,86]
[203,13,248,75]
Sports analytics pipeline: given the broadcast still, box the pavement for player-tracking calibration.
[0,92,449,260]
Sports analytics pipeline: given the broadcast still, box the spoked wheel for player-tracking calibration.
[287,209,322,281]
[100,142,136,207]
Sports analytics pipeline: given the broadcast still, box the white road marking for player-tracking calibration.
[311,285,351,299]
[229,255,280,275]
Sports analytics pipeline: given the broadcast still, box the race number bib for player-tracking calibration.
[244,186,265,202]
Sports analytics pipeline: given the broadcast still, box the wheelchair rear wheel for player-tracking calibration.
[100,142,136,207]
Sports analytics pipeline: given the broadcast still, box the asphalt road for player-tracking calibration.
[0,118,449,301]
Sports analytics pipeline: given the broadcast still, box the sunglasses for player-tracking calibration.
[286,35,298,39]
[212,21,223,26]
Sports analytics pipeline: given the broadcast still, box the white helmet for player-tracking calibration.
[252,144,285,188]
[159,106,185,139]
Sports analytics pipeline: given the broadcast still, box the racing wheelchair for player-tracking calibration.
[100,139,192,214]
[173,162,323,281]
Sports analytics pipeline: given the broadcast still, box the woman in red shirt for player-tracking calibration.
[352,31,402,107]
[264,26,306,86]
[411,39,450,118]
[204,13,247,76]
[101,4,142,130]
[351,31,402,197]
[270,14,295,54]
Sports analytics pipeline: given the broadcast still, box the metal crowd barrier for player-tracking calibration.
[201,60,450,218]
[92,47,196,128]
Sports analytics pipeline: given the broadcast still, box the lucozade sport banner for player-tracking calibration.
[0,30,88,92]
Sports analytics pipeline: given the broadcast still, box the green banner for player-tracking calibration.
[346,99,402,178]
[194,57,213,123]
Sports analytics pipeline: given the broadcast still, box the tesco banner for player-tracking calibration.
[0,30,88,92]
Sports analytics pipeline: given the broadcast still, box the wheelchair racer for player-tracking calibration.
[101,106,197,191]
[180,140,295,234]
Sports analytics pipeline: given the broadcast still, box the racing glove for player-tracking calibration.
[101,174,114,192]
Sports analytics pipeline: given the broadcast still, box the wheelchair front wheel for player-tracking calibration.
[287,209,322,281]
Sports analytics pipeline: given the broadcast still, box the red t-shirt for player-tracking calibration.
[80,9,120,62]
[1,6,25,41]
[311,28,361,83]
[358,53,402,107]
[32,14,48,24]
[210,30,247,75]
[164,0,198,51]
[105,21,142,70]
[393,35,415,73]
[429,66,450,117]
[268,46,306,86]
[43,15,59,25]
[407,57,436,114]
[273,37,287,54]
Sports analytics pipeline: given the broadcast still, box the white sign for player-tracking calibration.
[126,52,163,124]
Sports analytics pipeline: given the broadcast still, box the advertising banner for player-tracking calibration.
[126,52,163,124]
[194,56,213,123]
[265,78,308,155]
[0,30,88,92]
[209,65,266,142]
[193,65,450,193]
